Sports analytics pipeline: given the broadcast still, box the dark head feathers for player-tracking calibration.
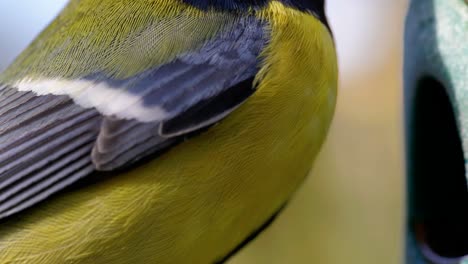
[182,0,326,15]
[182,0,329,30]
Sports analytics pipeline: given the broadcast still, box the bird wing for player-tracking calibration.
[0,2,268,218]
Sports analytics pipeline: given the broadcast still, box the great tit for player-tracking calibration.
[0,0,337,262]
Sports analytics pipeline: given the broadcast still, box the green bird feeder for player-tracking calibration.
[404,0,468,263]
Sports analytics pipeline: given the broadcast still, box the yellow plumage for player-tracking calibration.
[0,1,337,263]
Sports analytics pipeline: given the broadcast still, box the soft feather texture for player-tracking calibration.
[0,86,101,219]
[0,0,338,263]
[0,2,268,206]
[91,117,168,170]
[0,0,237,80]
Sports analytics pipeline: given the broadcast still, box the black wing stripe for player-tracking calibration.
[160,77,255,137]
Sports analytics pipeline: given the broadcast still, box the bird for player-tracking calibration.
[0,0,337,263]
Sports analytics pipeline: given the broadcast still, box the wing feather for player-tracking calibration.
[90,17,267,170]
[0,87,101,218]
[0,11,268,217]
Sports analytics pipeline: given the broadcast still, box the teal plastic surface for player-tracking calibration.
[405,0,468,263]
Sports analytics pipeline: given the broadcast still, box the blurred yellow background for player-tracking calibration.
[0,1,408,263]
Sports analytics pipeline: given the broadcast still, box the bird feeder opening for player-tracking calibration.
[409,76,468,259]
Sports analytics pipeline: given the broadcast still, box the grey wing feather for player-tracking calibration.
[142,17,265,115]
[0,86,101,218]
[91,118,176,171]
